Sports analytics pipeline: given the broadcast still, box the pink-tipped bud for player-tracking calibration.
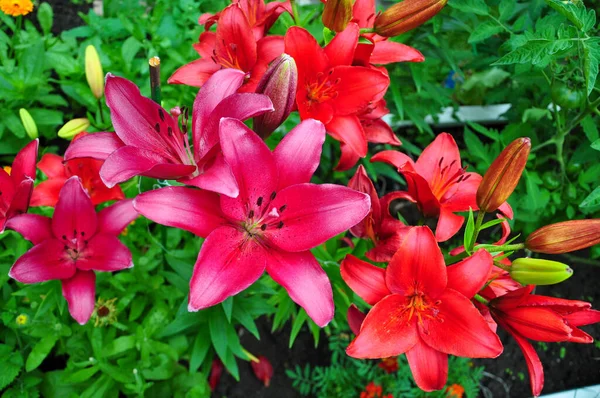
[322,0,353,32]
[477,137,531,213]
[374,0,448,37]
[525,219,600,254]
[253,54,297,139]
[251,355,273,387]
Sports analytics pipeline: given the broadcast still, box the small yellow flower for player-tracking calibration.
[3,166,11,175]
[92,297,118,327]
[0,0,34,16]
[16,314,28,326]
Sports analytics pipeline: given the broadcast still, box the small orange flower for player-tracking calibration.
[0,0,34,16]
[446,384,465,398]
[378,357,399,373]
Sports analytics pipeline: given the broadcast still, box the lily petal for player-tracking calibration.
[9,239,76,283]
[325,22,359,67]
[370,40,424,64]
[38,153,68,179]
[64,132,125,161]
[421,288,503,358]
[11,139,38,185]
[405,340,448,392]
[134,186,226,238]
[5,214,52,244]
[371,150,415,170]
[31,178,67,207]
[216,4,258,72]
[189,226,267,311]
[340,254,390,305]
[52,177,98,242]
[61,270,96,325]
[327,115,368,160]
[167,58,221,87]
[266,249,333,327]
[330,66,389,115]
[346,294,418,358]
[267,183,370,252]
[77,234,133,272]
[348,304,366,335]
[435,208,464,242]
[446,249,493,299]
[386,226,446,297]
[274,119,326,190]
[97,199,139,235]
[181,152,240,198]
[415,133,460,183]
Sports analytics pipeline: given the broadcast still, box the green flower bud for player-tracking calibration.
[510,258,573,286]
[58,118,90,140]
[19,108,38,139]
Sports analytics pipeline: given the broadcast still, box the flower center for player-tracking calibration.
[61,229,90,261]
[215,44,243,71]
[242,191,286,239]
[305,71,340,107]
[400,285,441,331]
[429,156,471,200]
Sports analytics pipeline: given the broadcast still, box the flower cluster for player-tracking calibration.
[2,0,599,396]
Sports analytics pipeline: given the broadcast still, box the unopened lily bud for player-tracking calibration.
[253,54,297,139]
[510,258,573,286]
[85,45,104,99]
[251,355,273,387]
[58,118,90,140]
[374,0,448,37]
[208,359,223,391]
[526,219,600,254]
[347,304,366,335]
[19,108,38,139]
[322,0,353,32]
[477,137,531,212]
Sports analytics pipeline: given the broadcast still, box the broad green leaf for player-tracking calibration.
[591,139,600,151]
[499,0,516,21]
[0,352,23,390]
[545,0,596,32]
[449,0,489,16]
[463,128,489,164]
[581,115,599,142]
[26,335,58,372]
[580,186,600,209]
[289,310,308,348]
[582,38,600,96]
[189,328,211,373]
[468,21,504,43]
[493,36,574,66]
[62,366,99,384]
[522,108,552,123]
[209,308,228,362]
[121,36,142,66]
[104,336,136,358]
[37,3,53,35]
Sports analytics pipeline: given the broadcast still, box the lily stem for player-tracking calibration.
[470,210,485,252]
[149,57,161,105]
[290,0,301,26]
[474,294,490,305]
[97,98,105,124]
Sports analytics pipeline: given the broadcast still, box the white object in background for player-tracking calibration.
[539,385,600,398]
[385,104,513,129]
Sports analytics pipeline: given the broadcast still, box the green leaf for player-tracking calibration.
[545,0,596,32]
[26,335,58,372]
[591,139,600,151]
[580,186,600,209]
[62,366,99,384]
[463,128,489,164]
[449,0,489,16]
[189,328,210,373]
[21,39,46,82]
[289,310,308,348]
[463,208,475,254]
[0,352,23,390]
[222,297,233,323]
[468,21,504,43]
[499,0,516,21]
[493,35,574,66]
[522,107,552,123]
[209,308,228,362]
[480,217,507,230]
[37,3,53,35]
[581,115,599,142]
[582,38,600,96]
[121,36,142,66]
[104,336,136,358]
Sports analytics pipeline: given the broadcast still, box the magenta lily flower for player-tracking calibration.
[372,133,513,242]
[0,139,38,233]
[64,69,273,197]
[133,118,370,327]
[7,177,138,324]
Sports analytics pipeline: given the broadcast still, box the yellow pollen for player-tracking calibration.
[0,0,33,16]
[3,166,11,175]
[306,73,339,106]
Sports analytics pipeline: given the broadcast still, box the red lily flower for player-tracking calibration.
[489,286,600,396]
[65,69,273,197]
[341,227,501,391]
[7,177,138,324]
[32,136,124,207]
[285,24,390,170]
[372,133,513,242]
[350,0,425,66]
[199,0,291,41]
[208,358,224,391]
[348,165,410,262]
[0,139,38,233]
[251,355,274,386]
[169,4,285,91]
[134,118,370,327]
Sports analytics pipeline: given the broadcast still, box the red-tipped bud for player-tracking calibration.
[348,165,380,241]
[253,54,297,139]
[208,359,224,391]
[525,219,600,254]
[374,0,448,37]
[251,355,273,387]
[347,304,366,335]
[322,0,353,32]
[476,137,531,212]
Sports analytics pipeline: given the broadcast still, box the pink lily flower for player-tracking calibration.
[133,118,370,327]
[169,4,286,91]
[372,133,513,242]
[7,177,138,324]
[64,69,273,197]
[0,139,38,233]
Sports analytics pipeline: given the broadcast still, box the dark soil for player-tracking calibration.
[45,0,92,34]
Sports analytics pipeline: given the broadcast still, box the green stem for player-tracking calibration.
[290,0,301,26]
[8,16,22,60]
[531,138,556,153]
[97,98,105,124]
[485,243,526,253]
[474,294,490,305]
[359,28,376,34]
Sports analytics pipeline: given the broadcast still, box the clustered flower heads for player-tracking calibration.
[2,0,600,396]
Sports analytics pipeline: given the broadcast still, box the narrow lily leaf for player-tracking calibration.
[222,296,234,323]
[26,335,58,372]
[209,308,229,362]
[190,328,211,373]
[480,217,507,230]
[289,309,308,348]
[463,208,475,254]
